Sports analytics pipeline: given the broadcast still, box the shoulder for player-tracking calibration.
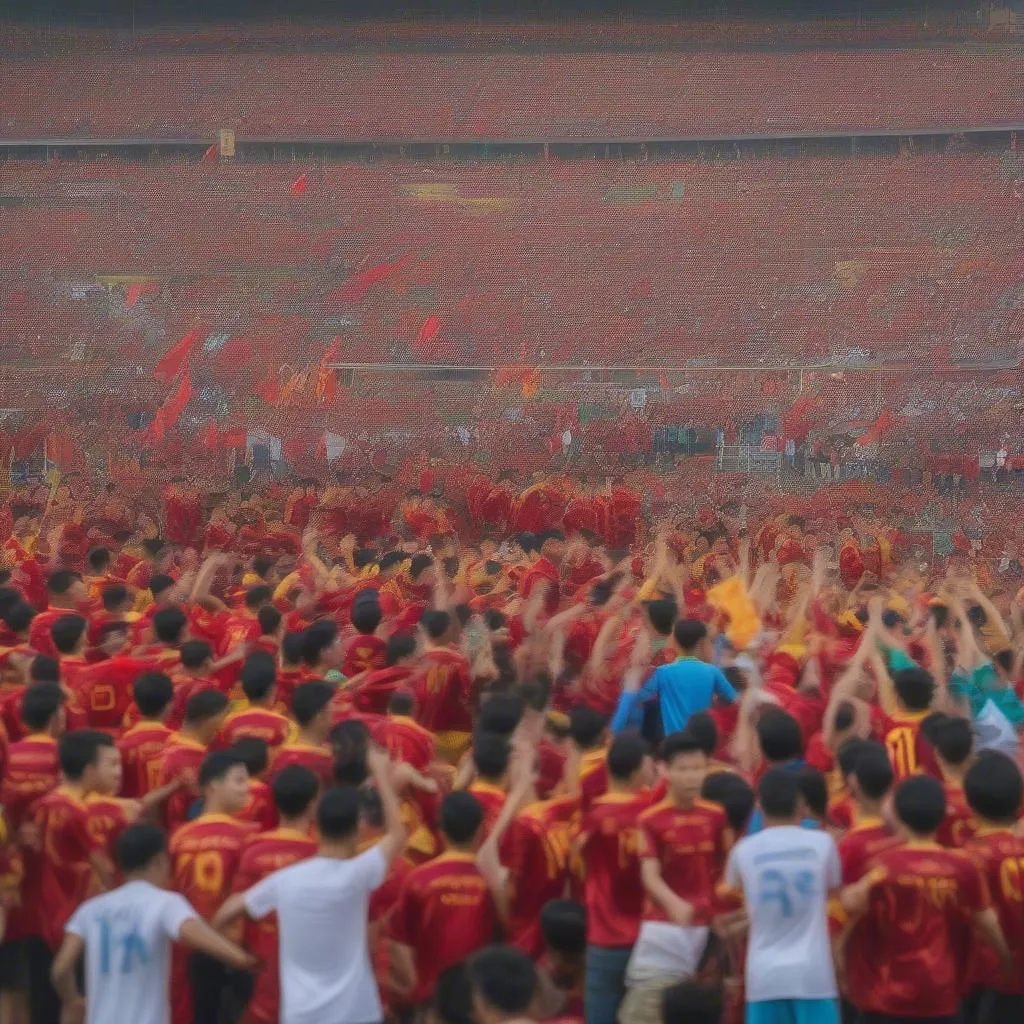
[694,798,728,822]
[637,798,673,825]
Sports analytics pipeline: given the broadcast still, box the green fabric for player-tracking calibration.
[949,662,1024,726]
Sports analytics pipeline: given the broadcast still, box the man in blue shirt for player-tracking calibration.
[612,619,737,736]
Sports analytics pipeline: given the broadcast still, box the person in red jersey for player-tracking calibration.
[252,603,283,658]
[342,596,388,678]
[411,609,476,762]
[538,901,587,1024]
[29,570,89,657]
[217,651,295,752]
[961,752,1024,1024]
[569,705,609,811]
[230,738,278,832]
[390,791,499,1010]
[157,689,230,830]
[925,715,979,848]
[49,613,92,694]
[576,734,655,1024]
[275,630,307,710]
[621,731,733,1023]
[164,638,219,731]
[844,775,1013,1024]
[169,749,255,1024]
[352,633,417,716]
[373,687,436,771]
[466,732,510,836]
[520,532,566,618]
[85,582,137,649]
[465,945,544,1024]
[118,671,176,798]
[269,679,336,786]
[228,764,319,1024]
[878,667,938,781]
[76,625,154,735]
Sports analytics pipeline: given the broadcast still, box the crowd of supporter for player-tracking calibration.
[0,468,1021,1024]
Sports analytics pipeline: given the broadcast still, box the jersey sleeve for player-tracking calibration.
[160,891,199,939]
[388,873,418,946]
[64,899,92,939]
[824,836,842,891]
[350,844,387,892]
[243,871,279,921]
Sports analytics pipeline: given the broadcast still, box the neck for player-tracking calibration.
[62,781,88,799]
[318,837,358,859]
[672,794,696,811]
[607,779,641,796]
[855,798,885,819]
[444,841,476,855]
[280,814,312,834]
[297,729,323,746]
[763,814,802,828]
[940,763,966,785]
[179,727,204,744]
[203,800,229,817]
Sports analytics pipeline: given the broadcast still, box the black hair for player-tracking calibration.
[930,603,949,629]
[21,682,65,731]
[833,700,856,734]
[700,771,755,833]
[932,717,973,767]
[257,605,282,635]
[466,946,538,1017]
[133,672,174,718]
[520,675,551,713]
[410,554,434,579]
[198,750,245,789]
[646,598,678,637]
[568,705,608,750]
[472,732,511,781]
[51,614,88,655]
[388,690,415,716]
[660,730,706,765]
[331,719,370,786]
[183,689,229,725]
[606,733,650,782]
[673,619,707,652]
[271,764,320,819]
[662,981,724,1024]
[453,603,472,627]
[796,766,828,819]
[386,633,416,666]
[967,604,987,629]
[853,744,894,801]
[153,607,188,646]
[837,737,871,778]
[115,823,167,874]
[539,899,586,956]
[881,609,904,630]
[47,570,80,596]
[3,601,36,633]
[378,551,410,572]
[317,785,361,840]
[149,573,175,599]
[353,548,377,570]
[964,750,1024,824]
[756,710,803,763]
[421,609,451,641]
[282,630,306,665]
[758,766,802,819]
[432,965,474,1024]
[30,655,60,683]
[142,538,166,558]
[241,650,277,703]
[301,620,338,666]
[893,667,936,712]
[0,587,19,615]
[292,680,335,727]
[439,791,484,845]
[351,600,383,635]
[893,775,946,836]
[230,737,268,778]
[994,648,1015,674]
[244,585,273,612]
[477,693,524,738]
[180,639,213,671]
[359,786,384,829]
[252,555,275,579]
[88,547,111,573]
[684,712,718,758]
[59,730,114,781]
[102,584,130,611]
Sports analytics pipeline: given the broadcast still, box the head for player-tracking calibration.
[539,900,586,979]
[645,598,678,638]
[30,654,60,685]
[440,791,485,851]
[351,598,383,637]
[149,574,176,608]
[661,731,708,805]
[388,690,416,718]
[796,766,828,822]
[153,607,189,647]
[893,774,946,839]
[115,824,172,885]
[850,743,894,807]
[428,965,474,1024]
[231,737,269,780]
[421,609,453,646]
[568,705,608,753]
[302,619,340,669]
[467,946,539,1024]
[97,621,131,659]
[51,614,88,657]
[21,682,66,736]
[281,630,306,668]
[59,730,120,795]
[316,786,362,846]
[48,570,86,607]
[662,982,724,1024]
[182,689,230,744]
[758,766,803,825]
[240,650,277,706]
[931,716,973,773]
[251,555,277,584]
[257,604,282,639]
[756,710,803,765]
[409,554,436,587]
[700,771,755,833]
[378,551,411,580]
[386,632,417,668]
[102,584,132,614]
[673,619,710,660]
[606,733,654,790]
[292,681,335,741]
[893,667,936,713]
[331,719,370,786]
[684,712,718,760]
[179,639,214,676]
[133,671,174,721]
[472,732,511,785]
[964,750,1024,826]
[3,600,36,638]
[271,764,320,825]
[87,547,111,575]
[477,692,524,739]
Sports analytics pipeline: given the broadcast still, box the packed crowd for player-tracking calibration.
[0,470,1021,1024]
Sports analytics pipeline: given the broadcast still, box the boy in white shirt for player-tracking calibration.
[722,768,842,1024]
[51,823,255,1024]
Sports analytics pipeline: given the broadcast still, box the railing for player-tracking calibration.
[715,445,783,483]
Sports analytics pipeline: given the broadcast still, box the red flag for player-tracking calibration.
[290,173,309,196]
[145,371,193,445]
[201,144,217,163]
[327,255,412,304]
[153,328,205,382]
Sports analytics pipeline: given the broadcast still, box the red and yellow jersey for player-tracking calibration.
[878,709,934,781]
[410,648,474,734]
[340,634,387,678]
[372,713,435,773]
[84,794,134,866]
[233,779,277,832]
[466,782,506,838]
[117,721,175,799]
[169,813,257,922]
[268,742,335,788]
[936,782,979,849]
[1,733,59,828]
[218,706,295,752]
[76,655,153,735]
[156,736,207,830]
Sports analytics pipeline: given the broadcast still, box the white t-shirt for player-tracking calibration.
[66,880,197,1024]
[724,825,840,1002]
[244,847,387,1024]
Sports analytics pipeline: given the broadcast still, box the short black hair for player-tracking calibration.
[231,737,268,777]
[331,719,370,786]
[3,600,36,633]
[291,680,335,727]
[673,619,707,652]
[432,964,474,1024]
[893,667,936,712]
[198,750,245,789]
[153,607,188,645]
[439,791,484,845]
[88,547,111,573]
[646,598,678,637]
[317,785,361,840]
[930,603,949,628]
[115,823,167,874]
[662,981,724,1024]
[758,766,802,819]
[180,639,213,671]
[51,614,88,655]
[0,586,19,614]
[472,732,511,780]
[378,551,410,572]
[386,633,416,666]
[257,605,282,636]
[660,730,706,765]
[21,682,64,731]
[251,555,275,579]
[467,946,538,1017]
[388,690,415,716]
[994,648,1015,674]
[837,737,871,778]
[149,573,175,598]
[932,717,973,767]
[59,730,114,781]
[539,899,586,956]
[893,775,946,836]
[684,712,718,758]
[351,601,383,635]
[833,700,856,733]
[183,688,229,725]
[701,771,755,833]
[964,750,1024,824]
[756,710,803,763]
[244,585,273,611]
[142,538,166,558]
[477,693,524,738]
[271,764,320,819]
[282,630,306,665]
[410,554,434,580]
[568,705,608,750]
[31,654,60,684]
[47,570,80,595]
[421,609,451,641]
[606,733,650,782]
[796,766,828,819]
[853,744,894,801]
[241,650,277,703]
[102,584,130,611]
[133,672,174,718]
[301,620,338,665]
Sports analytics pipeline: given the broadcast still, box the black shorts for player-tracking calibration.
[0,937,29,992]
